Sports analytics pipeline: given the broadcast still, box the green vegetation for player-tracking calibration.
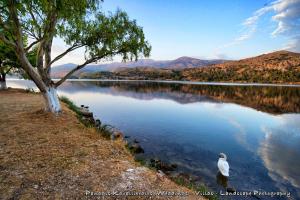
[59,96,82,115]
[77,66,300,84]
[79,67,183,80]
[60,95,114,138]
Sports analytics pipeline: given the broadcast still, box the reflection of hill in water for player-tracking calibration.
[60,81,300,114]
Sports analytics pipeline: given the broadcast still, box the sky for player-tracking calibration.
[51,0,300,65]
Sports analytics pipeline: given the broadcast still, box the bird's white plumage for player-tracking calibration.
[218,158,229,177]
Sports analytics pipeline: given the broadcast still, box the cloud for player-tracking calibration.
[218,0,300,52]
[259,115,300,197]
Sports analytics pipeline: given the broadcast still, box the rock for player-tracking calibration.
[226,187,236,193]
[171,163,177,169]
[80,109,93,117]
[81,116,95,126]
[95,119,101,128]
[110,131,123,140]
[133,139,139,143]
[157,170,166,179]
[124,135,130,139]
[149,159,177,171]
[126,168,134,172]
[128,142,144,154]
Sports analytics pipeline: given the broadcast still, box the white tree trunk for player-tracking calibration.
[43,86,61,113]
[0,80,7,90]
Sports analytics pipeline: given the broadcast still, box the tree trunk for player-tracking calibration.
[0,73,7,90]
[0,80,7,90]
[42,86,61,113]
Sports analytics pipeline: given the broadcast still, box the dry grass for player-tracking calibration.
[0,89,204,200]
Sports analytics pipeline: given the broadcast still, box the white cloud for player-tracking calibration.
[218,0,300,53]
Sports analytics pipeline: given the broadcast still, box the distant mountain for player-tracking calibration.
[78,51,300,84]
[51,57,227,78]
[182,50,300,83]
[166,56,227,69]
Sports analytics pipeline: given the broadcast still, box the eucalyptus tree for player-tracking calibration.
[0,0,151,113]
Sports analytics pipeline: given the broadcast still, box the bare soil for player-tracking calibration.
[0,89,204,200]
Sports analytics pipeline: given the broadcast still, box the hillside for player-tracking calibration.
[182,50,300,83]
[53,51,300,84]
[51,57,226,78]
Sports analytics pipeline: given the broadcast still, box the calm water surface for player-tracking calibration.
[7,80,300,199]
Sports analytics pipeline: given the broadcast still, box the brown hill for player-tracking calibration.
[51,57,226,78]
[182,50,300,83]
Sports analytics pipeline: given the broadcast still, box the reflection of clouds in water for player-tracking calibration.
[259,115,300,196]
[277,114,300,131]
[209,102,225,109]
[227,118,251,152]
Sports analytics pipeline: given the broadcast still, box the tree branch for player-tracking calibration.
[47,43,84,68]
[0,32,16,48]
[25,38,42,52]
[54,49,125,87]
[5,66,13,74]
[54,57,96,87]
[28,5,41,37]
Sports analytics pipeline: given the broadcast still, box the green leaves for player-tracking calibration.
[83,9,151,62]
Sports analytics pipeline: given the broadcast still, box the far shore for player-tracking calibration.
[7,78,300,87]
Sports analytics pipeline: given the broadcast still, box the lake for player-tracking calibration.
[7,80,300,199]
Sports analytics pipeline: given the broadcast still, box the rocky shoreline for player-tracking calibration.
[71,101,216,198]
[1,89,206,199]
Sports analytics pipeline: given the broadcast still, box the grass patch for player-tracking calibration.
[97,124,114,139]
[134,156,146,166]
[60,95,114,138]
[59,95,81,115]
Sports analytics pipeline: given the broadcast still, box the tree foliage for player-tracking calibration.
[0,0,151,88]
[0,0,151,112]
[0,32,36,79]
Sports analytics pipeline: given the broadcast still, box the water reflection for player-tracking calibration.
[259,114,300,198]
[7,80,300,199]
[216,172,229,189]
[59,81,300,114]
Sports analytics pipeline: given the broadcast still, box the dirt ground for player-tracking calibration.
[0,89,205,200]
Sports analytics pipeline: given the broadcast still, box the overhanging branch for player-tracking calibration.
[54,49,125,87]
[54,57,97,87]
[47,43,84,68]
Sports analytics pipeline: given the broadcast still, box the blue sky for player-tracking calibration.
[52,0,300,64]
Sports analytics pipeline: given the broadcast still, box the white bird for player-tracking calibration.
[218,153,229,177]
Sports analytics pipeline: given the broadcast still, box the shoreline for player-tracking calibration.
[0,88,206,199]
[60,95,218,199]
[7,78,300,88]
